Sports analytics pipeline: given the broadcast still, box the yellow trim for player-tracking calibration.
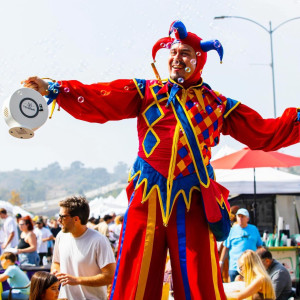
[216,195,230,215]
[133,78,144,100]
[171,96,210,188]
[165,124,180,225]
[194,88,206,112]
[135,191,156,300]
[172,186,201,213]
[168,77,203,90]
[142,128,161,158]
[224,101,241,118]
[142,101,164,128]
[149,83,168,103]
[128,170,167,222]
[140,83,167,158]
[128,167,204,225]
[209,229,221,300]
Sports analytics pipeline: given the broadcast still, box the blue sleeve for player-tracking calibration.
[256,227,263,247]
[224,230,232,248]
[224,97,240,118]
[134,78,146,98]
[4,266,17,278]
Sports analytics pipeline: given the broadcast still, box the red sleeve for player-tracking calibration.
[222,103,300,151]
[56,79,142,123]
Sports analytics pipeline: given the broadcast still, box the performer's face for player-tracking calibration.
[168,43,197,83]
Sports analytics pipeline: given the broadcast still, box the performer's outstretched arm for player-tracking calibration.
[22,77,142,123]
[56,79,142,123]
[222,103,300,151]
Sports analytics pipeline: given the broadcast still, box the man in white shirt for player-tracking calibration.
[0,208,18,251]
[51,196,116,300]
[34,218,53,265]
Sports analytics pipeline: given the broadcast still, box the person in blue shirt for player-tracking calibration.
[0,252,30,299]
[219,208,263,282]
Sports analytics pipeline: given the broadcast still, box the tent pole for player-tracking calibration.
[254,168,257,226]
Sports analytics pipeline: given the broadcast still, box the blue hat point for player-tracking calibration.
[200,39,224,63]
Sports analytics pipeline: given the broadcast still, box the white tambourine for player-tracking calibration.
[2,88,49,139]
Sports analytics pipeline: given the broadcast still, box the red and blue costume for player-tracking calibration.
[49,21,300,300]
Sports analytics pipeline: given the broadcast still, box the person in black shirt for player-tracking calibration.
[257,248,293,300]
[49,217,61,241]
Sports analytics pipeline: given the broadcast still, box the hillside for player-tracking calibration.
[0,161,129,205]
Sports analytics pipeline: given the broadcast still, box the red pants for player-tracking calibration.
[110,183,226,300]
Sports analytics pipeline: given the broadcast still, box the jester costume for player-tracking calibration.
[48,21,300,300]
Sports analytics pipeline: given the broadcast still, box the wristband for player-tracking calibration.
[45,81,60,105]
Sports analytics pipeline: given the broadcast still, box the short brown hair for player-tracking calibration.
[0,208,7,215]
[59,196,90,225]
[1,252,16,263]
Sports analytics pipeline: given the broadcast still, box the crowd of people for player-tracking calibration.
[0,201,124,299]
[160,205,295,300]
[219,207,294,300]
[0,201,295,300]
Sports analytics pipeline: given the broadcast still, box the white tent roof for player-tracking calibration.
[89,191,128,218]
[0,200,33,217]
[215,168,300,194]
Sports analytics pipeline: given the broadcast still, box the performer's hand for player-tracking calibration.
[21,76,49,96]
[56,272,79,286]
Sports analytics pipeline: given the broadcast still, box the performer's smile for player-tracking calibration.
[168,43,196,83]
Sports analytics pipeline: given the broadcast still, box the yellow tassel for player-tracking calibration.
[151,62,162,85]
[41,78,59,119]
[49,99,56,119]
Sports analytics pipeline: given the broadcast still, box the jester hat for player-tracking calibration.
[152,20,224,83]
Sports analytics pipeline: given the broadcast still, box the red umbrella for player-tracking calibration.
[211,147,300,225]
[211,147,300,169]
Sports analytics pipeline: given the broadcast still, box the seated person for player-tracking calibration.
[257,248,293,300]
[0,252,30,300]
[29,271,60,300]
[226,250,275,300]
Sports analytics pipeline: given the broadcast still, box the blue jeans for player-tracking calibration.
[18,251,40,266]
[2,290,29,300]
[229,270,239,282]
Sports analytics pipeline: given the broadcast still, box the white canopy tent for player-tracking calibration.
[215,168,300,195]
[0,200,33,218]
[89,191,128,218]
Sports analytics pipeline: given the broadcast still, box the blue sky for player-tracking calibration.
[0,0,300,171]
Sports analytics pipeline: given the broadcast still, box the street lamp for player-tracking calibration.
[214,16,300,118]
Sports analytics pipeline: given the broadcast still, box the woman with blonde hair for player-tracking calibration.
[226,250,275,300]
